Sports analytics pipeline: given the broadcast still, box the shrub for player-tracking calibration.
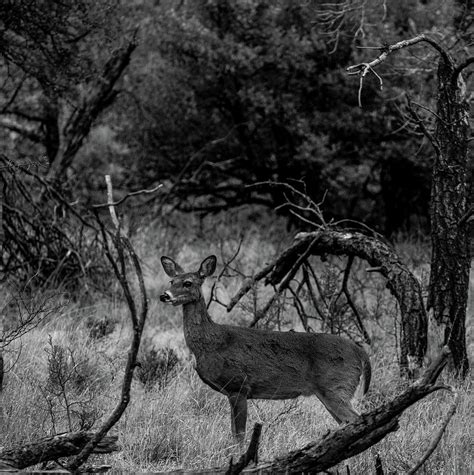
[136,346,180,391]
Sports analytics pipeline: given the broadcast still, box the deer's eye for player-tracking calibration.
[183,281,192,288]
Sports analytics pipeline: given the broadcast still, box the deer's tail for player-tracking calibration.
[354,351,371,400]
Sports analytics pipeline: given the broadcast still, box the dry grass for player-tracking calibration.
[0,209,472,473]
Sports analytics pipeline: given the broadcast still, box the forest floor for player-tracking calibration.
[0,208,472,474]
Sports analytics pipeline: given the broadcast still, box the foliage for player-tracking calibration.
[108,0,468,233]
[0,0,129,185]
[0,156,108,292]
[41,337,102,433]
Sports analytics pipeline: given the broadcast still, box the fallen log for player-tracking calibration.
[0,431,119,470]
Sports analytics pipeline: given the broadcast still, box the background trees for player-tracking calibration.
[1,0,469,236]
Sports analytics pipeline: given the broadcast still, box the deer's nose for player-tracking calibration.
[160,292,171,302]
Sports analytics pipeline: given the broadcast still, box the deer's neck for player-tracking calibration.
[182,297,216,354]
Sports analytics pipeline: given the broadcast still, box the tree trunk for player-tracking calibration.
[427,57,471,378]
[46,40,136,184]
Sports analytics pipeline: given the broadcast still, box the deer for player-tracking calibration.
[160,255,371,444]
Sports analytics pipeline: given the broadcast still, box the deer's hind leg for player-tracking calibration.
[228,393,248,444]
[317,390,360,424]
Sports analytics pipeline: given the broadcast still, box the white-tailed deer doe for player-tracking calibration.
[160,255,371,443]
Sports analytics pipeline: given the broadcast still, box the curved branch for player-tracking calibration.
[230,229,427,374]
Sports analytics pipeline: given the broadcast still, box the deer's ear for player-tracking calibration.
[198,255,217,278]
[161,256,184,277]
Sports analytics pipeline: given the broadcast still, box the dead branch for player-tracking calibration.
[340,256,371,344]
[207,237,244,309]
[249,235,319,327]
[405,96,441,156]
[66,176,148,471]
[347,34,452,107]
[0,432,119,470]
[92,184,163,210]
[226,261,275,312]
[302,264,326,322]
[248,181,326,227]
[288,285,311,332]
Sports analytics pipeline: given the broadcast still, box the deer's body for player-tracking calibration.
[160,256,371,443]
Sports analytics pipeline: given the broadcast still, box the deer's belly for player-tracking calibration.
[195,357,305,399]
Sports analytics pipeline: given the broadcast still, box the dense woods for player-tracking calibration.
[0,0,472,473]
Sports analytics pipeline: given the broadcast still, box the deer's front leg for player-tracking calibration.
[228,393,247,444]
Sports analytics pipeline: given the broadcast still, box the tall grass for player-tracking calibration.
[0,208,471,473]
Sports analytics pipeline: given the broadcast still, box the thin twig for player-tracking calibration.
[339,256,371,344]
[405,96,441,156]
[93,184,163,209]
[227,261,276,312]
[250,236,319,327]
[208,237,244,309]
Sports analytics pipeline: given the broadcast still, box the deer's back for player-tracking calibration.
[190,324,369,400]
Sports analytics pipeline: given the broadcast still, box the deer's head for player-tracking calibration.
[160,255,216,306]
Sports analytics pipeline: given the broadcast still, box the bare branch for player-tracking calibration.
[405,96,441,156]
[93,183,163,210]
[347,34,452,106]
[250,236,319,327]
[340,256,371,344]
[226,261,275,312]
[67,177,148,471]
[208,237,244,309]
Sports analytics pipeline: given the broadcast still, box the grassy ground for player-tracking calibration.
[0,209,472,473]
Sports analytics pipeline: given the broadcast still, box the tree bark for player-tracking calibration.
[0,432,119,470]
[427,56,471,378]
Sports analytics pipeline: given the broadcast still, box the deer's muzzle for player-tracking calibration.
[160,292,172,303]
